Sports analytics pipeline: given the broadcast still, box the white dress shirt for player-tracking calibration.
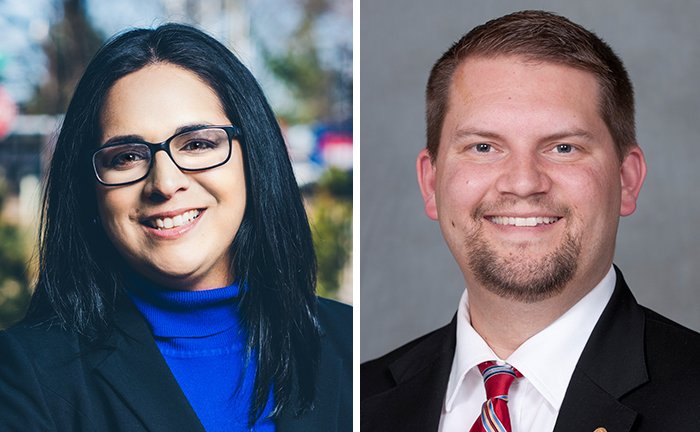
[438,266,616,432]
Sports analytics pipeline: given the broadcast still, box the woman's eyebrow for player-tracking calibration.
[101,134,144,147]
[100,123,215,147]
[172,123,214,135]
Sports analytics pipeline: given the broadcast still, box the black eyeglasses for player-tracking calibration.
[92,125,242,186]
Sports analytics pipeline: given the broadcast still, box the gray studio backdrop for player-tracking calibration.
[361,0,700,362]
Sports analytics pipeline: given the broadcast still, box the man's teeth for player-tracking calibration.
[153,210,200,230]
[489,216,559,227]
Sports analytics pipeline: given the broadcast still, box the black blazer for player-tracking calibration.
[0,297,351,432]
[361,268,700,431]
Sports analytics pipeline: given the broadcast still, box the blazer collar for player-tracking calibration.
[88,295,206,432]
[553,266,648,432]
[361,317,457,431]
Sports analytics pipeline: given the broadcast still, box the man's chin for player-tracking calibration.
[476,266,572,303]
[466,235,581,302]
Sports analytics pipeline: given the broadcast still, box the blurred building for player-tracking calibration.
[0,114,60,226]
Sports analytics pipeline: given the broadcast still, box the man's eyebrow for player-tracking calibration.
[100,123,214,147]
[451,128,595,142]
[451,129,503,141]
[540,129,596,142]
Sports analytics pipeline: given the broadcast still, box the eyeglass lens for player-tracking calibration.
[93,127,232,185]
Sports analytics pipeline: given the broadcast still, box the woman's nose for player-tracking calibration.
[142,151,190,200]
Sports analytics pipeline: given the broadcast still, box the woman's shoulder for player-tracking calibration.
[0,320,96,429]
[316,297,351,358]
[317,297,351,331]
[2,318,78,347]
[318,296,351,317]
[0,319,84,370]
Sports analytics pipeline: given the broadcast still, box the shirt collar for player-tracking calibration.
[444,265,616,412]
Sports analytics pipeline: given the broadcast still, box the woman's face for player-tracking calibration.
[96,63,246,290]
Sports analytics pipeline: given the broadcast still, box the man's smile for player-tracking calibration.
[487,216,561,227]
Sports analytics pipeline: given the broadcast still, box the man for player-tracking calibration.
[361,10,700,432]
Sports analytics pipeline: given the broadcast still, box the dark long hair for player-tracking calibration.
[27,23,320,424]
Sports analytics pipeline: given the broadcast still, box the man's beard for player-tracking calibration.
[464,203,581,303]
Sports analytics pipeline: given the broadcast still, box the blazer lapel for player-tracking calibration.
[554,268,648,432]
[88,297,205,432]
[361,318,456,431]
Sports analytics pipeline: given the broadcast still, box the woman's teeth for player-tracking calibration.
[152,210,200,230]
[489,216,560,227]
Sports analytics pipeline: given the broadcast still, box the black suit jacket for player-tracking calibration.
[0,297,351,432]
[361,268,700,431]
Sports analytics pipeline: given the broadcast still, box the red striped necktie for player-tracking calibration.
[469,361,521,432]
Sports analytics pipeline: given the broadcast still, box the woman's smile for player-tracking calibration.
[139,208,204,239]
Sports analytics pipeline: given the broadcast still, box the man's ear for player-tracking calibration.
[620,146,647,216]
[417,148,439,220]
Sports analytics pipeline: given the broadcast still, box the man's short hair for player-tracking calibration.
[426,10,635,161]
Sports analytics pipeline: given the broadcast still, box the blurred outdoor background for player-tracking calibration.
[0,0,352,329]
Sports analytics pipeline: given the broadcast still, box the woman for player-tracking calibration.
[0,24,350,431]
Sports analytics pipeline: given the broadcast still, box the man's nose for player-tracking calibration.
[494,151,551,197]
[142,151,190,200]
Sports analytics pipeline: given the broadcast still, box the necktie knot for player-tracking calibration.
[478,361,521,401]
[469,361,521,432]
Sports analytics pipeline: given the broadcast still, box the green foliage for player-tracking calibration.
[263,43,329,123]
[318,165,352,198]
[0,178,32,329]
[310,168,352,299]
[255,0,342,124]
[25,0,104,114]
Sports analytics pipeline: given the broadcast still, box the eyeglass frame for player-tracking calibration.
[91,124,243,187]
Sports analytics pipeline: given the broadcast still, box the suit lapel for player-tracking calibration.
[554,267,648,432]
[361,318,456,431]
[88,297,205,432]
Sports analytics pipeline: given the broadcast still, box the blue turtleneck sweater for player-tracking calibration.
[127,279,275,432]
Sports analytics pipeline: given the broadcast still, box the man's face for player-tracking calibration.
[417,56,645,301]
